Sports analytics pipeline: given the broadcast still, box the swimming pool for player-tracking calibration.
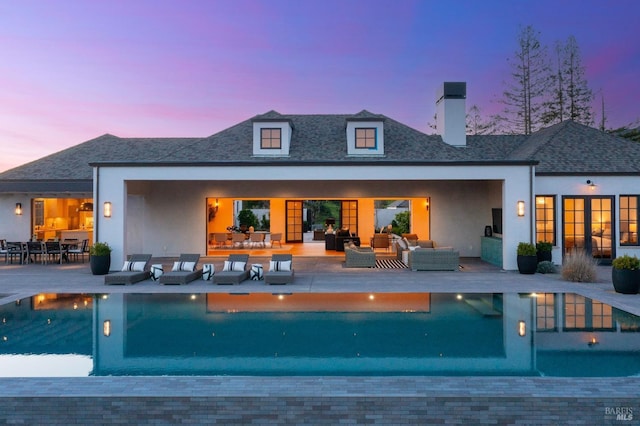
[1,292,638,377]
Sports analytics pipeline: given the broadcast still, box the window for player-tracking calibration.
[355,128,376,149]
[260,128,281,149]
[619,195,638,245]
[563,294,613,331]
[535,196,555,245]
[536,293,556,331]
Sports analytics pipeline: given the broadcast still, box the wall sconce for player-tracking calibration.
[517,200,525,217]
[586,179,596,190]
[588,337,599,347]
[103,201,112,218]
[425,198,430,211]
[103,320,111,337]
[518,320,526,337]
[14,202,22,215]
[208,199,219,221]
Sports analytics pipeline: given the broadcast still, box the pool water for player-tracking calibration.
[1,292,639,377]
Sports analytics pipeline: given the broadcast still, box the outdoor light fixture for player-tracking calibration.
[517,200,525,217]
[588,337,599,347]
[518,320,526,337]
[103,201,112,218]
[586,179,596,190]
[14,202,22,215]
[103,320,111,337]
[208,199,219,221]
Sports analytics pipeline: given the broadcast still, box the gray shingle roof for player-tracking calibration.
[1,113,638,193]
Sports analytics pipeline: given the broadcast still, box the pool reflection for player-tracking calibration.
[1,292,639,377]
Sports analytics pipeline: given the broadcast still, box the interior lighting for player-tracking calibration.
[103,201,112,218]
[425,198,430,211]
[518,320,526,337]
[517,200,525,217]
[15,203,22,215]
[103,320,111,337]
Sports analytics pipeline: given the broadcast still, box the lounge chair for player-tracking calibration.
[159,254,203,285]
[264,254,295,285]
[104,254,153,285]
[212,254,250,285]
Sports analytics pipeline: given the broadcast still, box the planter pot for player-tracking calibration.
[537,251,552,263]
[517,255,538,274]
[612,268,640,294]
[90,255,111,275]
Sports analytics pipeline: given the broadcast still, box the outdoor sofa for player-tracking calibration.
[408,247,460,271]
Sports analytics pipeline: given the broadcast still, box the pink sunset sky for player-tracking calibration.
[1,0,639,172]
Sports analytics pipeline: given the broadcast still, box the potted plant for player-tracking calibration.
[611,254,640,294]
[89,242,112,275]
[517,242,538,274]
[536,241,552,263]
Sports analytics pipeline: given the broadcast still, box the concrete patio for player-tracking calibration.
[1,255,639,424]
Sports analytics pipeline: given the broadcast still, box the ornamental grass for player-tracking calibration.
[561,249,599,282]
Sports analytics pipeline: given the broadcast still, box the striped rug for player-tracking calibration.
[375,258,407,269]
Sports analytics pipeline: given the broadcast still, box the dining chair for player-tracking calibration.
[270,233,283,248]
[68,239,89,263]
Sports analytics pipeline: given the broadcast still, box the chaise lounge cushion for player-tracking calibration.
[160,254,203,285]
[213,254,250,285]
[105,254,153,285]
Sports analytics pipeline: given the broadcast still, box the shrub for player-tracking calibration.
[561,249,598,282]
[536,261,557,274]
[612,254,640,270]
[89,242,112,256]
[517,242,537,256]
[536,241,552,252]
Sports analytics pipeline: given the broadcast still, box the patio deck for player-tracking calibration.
[1,246,639,424]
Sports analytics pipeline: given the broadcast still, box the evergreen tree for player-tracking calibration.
[500,25,553,134]
[562,36,594,124]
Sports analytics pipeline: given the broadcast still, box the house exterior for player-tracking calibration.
[1,82,639,270]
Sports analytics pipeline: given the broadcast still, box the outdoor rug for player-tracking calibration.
[374,259,407,269]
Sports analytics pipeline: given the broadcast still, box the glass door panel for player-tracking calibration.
[563,196,614,264]
[285,200,303,243]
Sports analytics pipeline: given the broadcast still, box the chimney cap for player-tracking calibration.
[437,82,466,102]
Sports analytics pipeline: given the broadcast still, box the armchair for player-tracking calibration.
[345,245,376,268]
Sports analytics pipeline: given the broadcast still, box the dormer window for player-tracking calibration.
[252,112,292,156]
[355,128,377,149]
[346,117,384,156]
[261,128,282,149]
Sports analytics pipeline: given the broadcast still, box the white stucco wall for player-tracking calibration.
[0,195,32,241]
[536,175,640,260]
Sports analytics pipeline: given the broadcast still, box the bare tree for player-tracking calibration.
[500,25,553,134]
[466,104,494,135]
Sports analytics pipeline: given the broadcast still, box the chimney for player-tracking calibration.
[435,82,466,146]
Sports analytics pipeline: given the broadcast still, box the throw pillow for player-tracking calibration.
[121,261,146,272]
[269,260,291,272]
[223,261,246,272]
[171,261,196,272]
